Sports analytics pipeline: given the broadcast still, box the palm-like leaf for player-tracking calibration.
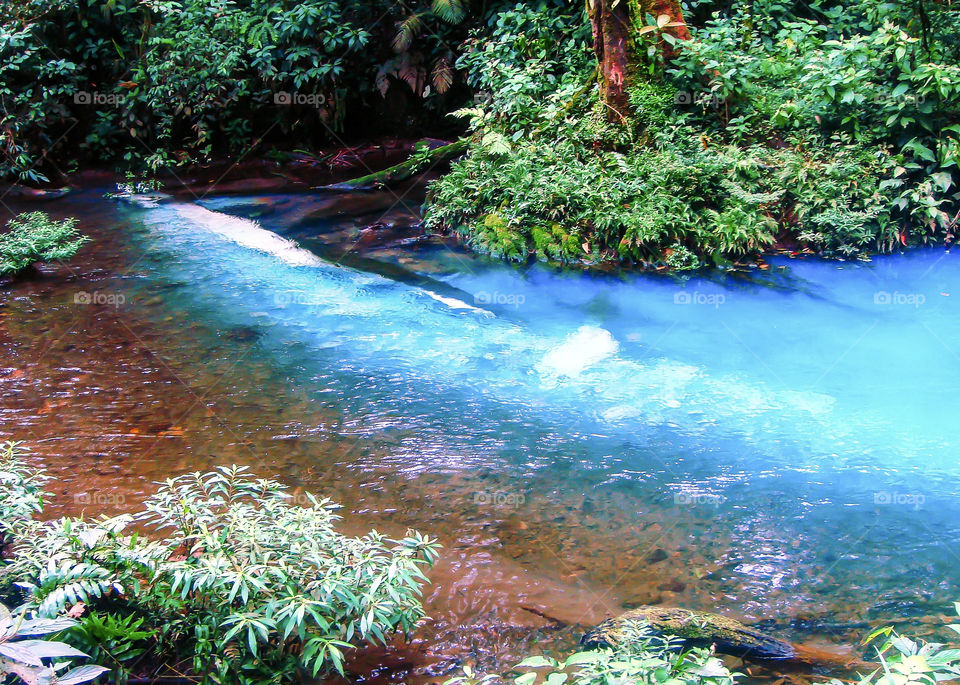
[392,14,423,52]
[431,58,454,94]
[431,0,466,24]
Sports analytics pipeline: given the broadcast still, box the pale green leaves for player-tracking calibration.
[0,600,107,685]
[508,626,737,685]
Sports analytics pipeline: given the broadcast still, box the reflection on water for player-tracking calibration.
[2,189,959,682]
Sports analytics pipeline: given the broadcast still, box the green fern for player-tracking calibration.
[431,0,466,24]
[0,212,88,277]
[392,13,423,52]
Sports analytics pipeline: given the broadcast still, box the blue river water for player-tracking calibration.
[26,189,960,657]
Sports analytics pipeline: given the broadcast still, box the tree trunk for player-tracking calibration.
[587,0,690,122]
[587,0,633,123]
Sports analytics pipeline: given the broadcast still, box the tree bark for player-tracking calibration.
[587,0,690,122]
[587,0,633,123]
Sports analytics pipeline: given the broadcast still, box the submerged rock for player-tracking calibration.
[581,606,797,660]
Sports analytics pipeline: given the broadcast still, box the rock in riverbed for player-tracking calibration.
[581,606,797,660]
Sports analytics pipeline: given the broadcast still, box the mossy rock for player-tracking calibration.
[581,606,797,661]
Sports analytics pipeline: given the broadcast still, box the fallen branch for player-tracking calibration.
[316,139,468,191]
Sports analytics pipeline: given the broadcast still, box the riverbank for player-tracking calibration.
[1,138,459,199]
[4,133,945,278]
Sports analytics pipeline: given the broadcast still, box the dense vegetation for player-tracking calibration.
[0,0,512,183]
[3,0,959,267]
[0,442,440,684]
[426,0,960,268]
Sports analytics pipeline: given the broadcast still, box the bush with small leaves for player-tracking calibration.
[0,442,50,556]
[0,213,88,277]
[2,464,441,685]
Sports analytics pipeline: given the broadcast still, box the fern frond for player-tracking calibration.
[431,0,466,23]
[431,58,454,94]
[392,14,423,52]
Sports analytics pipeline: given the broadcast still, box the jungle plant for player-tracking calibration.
[830,603,960,685]
[0,601,108,685]
[1,464,441,684]
[66,613,153,685]
[0,442,49,555]
[0,213,88,278]
[443,623,738,685]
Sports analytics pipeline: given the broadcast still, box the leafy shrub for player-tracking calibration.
[443,623,738,685]
[0,442,49,555]
[67,613,153,685]
[2,465,440,684]
[0,213,88,277]
[829,603,960,685]
[0,601,107,685]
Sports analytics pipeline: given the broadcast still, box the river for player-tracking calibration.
[2,187,959,682]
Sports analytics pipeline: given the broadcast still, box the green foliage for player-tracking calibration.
[67,613,152,685]
[0,0,495,180]
[0,601,108,685]
[670,4,960,242]
[830,602,960,685]
[0,442,49,554]
[455,2,593,132]
[427,0,960,268]
[2,464,441,684]
[0,213,88,277]
[444,624,738,685]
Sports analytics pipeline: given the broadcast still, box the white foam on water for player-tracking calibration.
[173,204,325,267]
[169,203,499,319]
[538,326,620,378]
[422,290,495,317]
[782,390,836,415]
[123,192,173,208]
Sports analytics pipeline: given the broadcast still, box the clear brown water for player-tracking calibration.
[3,189,959,683]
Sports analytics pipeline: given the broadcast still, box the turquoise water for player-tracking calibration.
[14,189,959,666]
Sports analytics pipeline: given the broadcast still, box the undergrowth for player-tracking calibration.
[426,1,960,269]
